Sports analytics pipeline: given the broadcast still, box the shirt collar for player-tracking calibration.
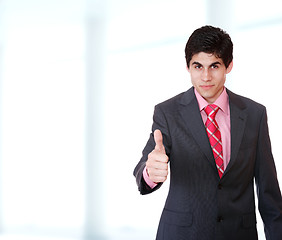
[194,87,229,114]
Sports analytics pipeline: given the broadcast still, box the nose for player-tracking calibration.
[201,68,211,81]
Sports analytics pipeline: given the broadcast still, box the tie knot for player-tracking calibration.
[204,104,219,119]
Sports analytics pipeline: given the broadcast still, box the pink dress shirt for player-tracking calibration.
[143,87,231,188]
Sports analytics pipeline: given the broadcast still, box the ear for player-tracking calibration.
[186,65,190,73]
[226,61,233,74]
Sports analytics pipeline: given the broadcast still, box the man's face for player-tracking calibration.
[188,52,233,104]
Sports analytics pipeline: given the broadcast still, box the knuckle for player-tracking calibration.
[148,150,157,160]
[147,152,153,159]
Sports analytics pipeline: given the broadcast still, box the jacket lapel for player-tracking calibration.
[223,89,248,175]
[179,88,216,168]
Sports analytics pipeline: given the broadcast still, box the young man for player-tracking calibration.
[133,26,282,240]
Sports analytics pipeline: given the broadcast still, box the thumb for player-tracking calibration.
[154,129,165,153]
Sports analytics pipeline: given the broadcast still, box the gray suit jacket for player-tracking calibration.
[134,87,282,240]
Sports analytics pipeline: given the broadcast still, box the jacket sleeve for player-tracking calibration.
[255,107,282,239]
[133,104,171,195]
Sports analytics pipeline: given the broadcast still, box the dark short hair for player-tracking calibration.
[185,25,233,68]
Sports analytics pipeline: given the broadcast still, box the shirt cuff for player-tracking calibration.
[143,166,158,189]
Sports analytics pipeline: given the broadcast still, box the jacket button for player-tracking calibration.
[217,216,223,222]
[218,184,222,190]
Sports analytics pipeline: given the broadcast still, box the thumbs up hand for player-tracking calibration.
[154,129,166,154]
[146,129,169,183]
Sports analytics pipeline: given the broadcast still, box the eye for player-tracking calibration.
[194,64,202,69]
[211,64,219,69]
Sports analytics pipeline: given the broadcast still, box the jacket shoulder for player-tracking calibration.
[156,93,184,109]
[227,89,266,111]
[156,87,194,110]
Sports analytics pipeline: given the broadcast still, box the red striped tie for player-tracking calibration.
[204,104,224,178]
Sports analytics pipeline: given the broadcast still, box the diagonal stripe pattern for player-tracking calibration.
[204,104,224,178]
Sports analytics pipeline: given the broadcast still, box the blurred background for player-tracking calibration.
[0,0,282,239]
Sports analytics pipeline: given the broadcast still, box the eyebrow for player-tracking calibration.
[192,61,222,67]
